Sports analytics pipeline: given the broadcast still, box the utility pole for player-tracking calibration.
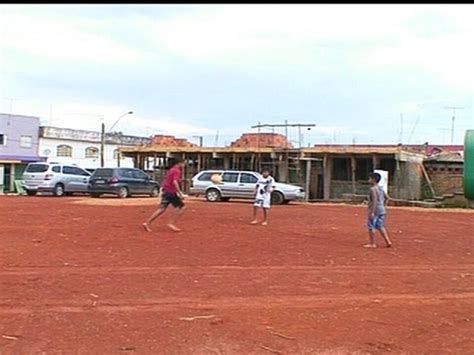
[445,106,464,145]
[100,122,105,168]
[100,111,133,168]
[193,136,203,147]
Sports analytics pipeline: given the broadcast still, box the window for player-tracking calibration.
[240,173,258,184]
[93,169,114,178]
[62,166,76,175]
[222,172,239,183]
[20,135,33,148]
[198,172,221,181]
[0,134,6,146]
[63,166,89,176]
[133,169,148,180]
[57,145,72,157]
[52,166,61,173]
[332,158,351,181]
[119,168,134,178]
[85,147,99,159]
[26,164,49,173]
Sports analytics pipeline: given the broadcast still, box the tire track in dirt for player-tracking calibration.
[1,265,473,275]
[1,293,473,314]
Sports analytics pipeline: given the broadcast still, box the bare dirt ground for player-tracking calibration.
[1,196,473,354]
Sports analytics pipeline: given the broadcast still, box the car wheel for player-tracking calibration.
[53,184,65,197]
[150,186,159,197]
[206,188,221,202]
[117,186,129,198]
[271,191,284,205]
[26,190,37,196]
[91,193,101,198]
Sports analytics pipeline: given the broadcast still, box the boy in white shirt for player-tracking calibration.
[250,169,275,226]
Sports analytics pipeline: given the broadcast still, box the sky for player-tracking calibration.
[0,4,473,146]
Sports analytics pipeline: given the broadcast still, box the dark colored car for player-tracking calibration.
[88,168,160,198]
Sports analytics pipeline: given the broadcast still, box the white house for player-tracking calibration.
[39,126,151,171]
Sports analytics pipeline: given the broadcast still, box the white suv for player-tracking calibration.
[22,163,91,197]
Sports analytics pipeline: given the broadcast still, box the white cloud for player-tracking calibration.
[3,99,214,137]
[0,8,142,63]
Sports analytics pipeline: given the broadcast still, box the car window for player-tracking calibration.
[62,166,76,175]
[52,166,61,173]
[197,172,221,181]
[26,164,49,173]
[119,169,134,178]
[93,169,114,178]
[222,172,239,183]
[240,173,258,184]
[73,167,90,176]
[133,169,148,180]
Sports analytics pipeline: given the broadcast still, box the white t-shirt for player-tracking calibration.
[255,176,275,199]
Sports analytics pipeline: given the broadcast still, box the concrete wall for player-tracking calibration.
[0,114,40,159]
[39,126,151,170]
[39,137,135,170]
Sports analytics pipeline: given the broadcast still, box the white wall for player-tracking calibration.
[39,137,135,170]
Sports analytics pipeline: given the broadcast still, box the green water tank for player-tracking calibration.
[465,130,474,199]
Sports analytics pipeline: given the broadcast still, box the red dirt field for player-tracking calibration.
[0,196,473,354]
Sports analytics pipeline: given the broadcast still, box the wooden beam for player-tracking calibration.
[305,159,311,202]
[351,156,356,195]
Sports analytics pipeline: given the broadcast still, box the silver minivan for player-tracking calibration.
[189,170,305,204]
[22,163,91,196]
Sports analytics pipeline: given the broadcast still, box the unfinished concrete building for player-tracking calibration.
[120,134,431,202]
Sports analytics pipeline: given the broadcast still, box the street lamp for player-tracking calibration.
[101,111,134,167]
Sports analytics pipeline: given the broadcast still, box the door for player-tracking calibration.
[73,167,91,192]
[132,169,151,194]
[119,168,139,194]
[238,172,259,198]
[62,166,78,191]
[220,172,240,197]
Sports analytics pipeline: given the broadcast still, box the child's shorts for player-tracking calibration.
[368,214,385,231]
[254,195,271,209]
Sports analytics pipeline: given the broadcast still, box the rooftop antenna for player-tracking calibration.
[251,121,316,148]
[399,113,404,144]
[444,106,464,144]
[407,115,421,144]
[214,130,219,147]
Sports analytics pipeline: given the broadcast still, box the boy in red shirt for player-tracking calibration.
[143,158,186,232]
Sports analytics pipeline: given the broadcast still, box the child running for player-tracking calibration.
[143,158,186,233]
[251,169,275,226]
[365,172,392,248]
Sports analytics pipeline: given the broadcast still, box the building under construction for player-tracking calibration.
[119,133,444,202]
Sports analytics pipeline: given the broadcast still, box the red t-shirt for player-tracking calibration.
[162,165,182,194]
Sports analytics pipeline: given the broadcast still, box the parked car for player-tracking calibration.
[189,170,305,204]
[88,167,160,198]
[22,163,91,197]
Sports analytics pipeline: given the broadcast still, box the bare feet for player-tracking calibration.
[261,221,268,226]
[142,223,152,232]
[250,220,258,225]
[167,224,181,232]
[363,244,377,248]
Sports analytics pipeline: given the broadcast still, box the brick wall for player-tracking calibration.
[426,162,464,195]
[230,133,293,148]
[151,135,198,148]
